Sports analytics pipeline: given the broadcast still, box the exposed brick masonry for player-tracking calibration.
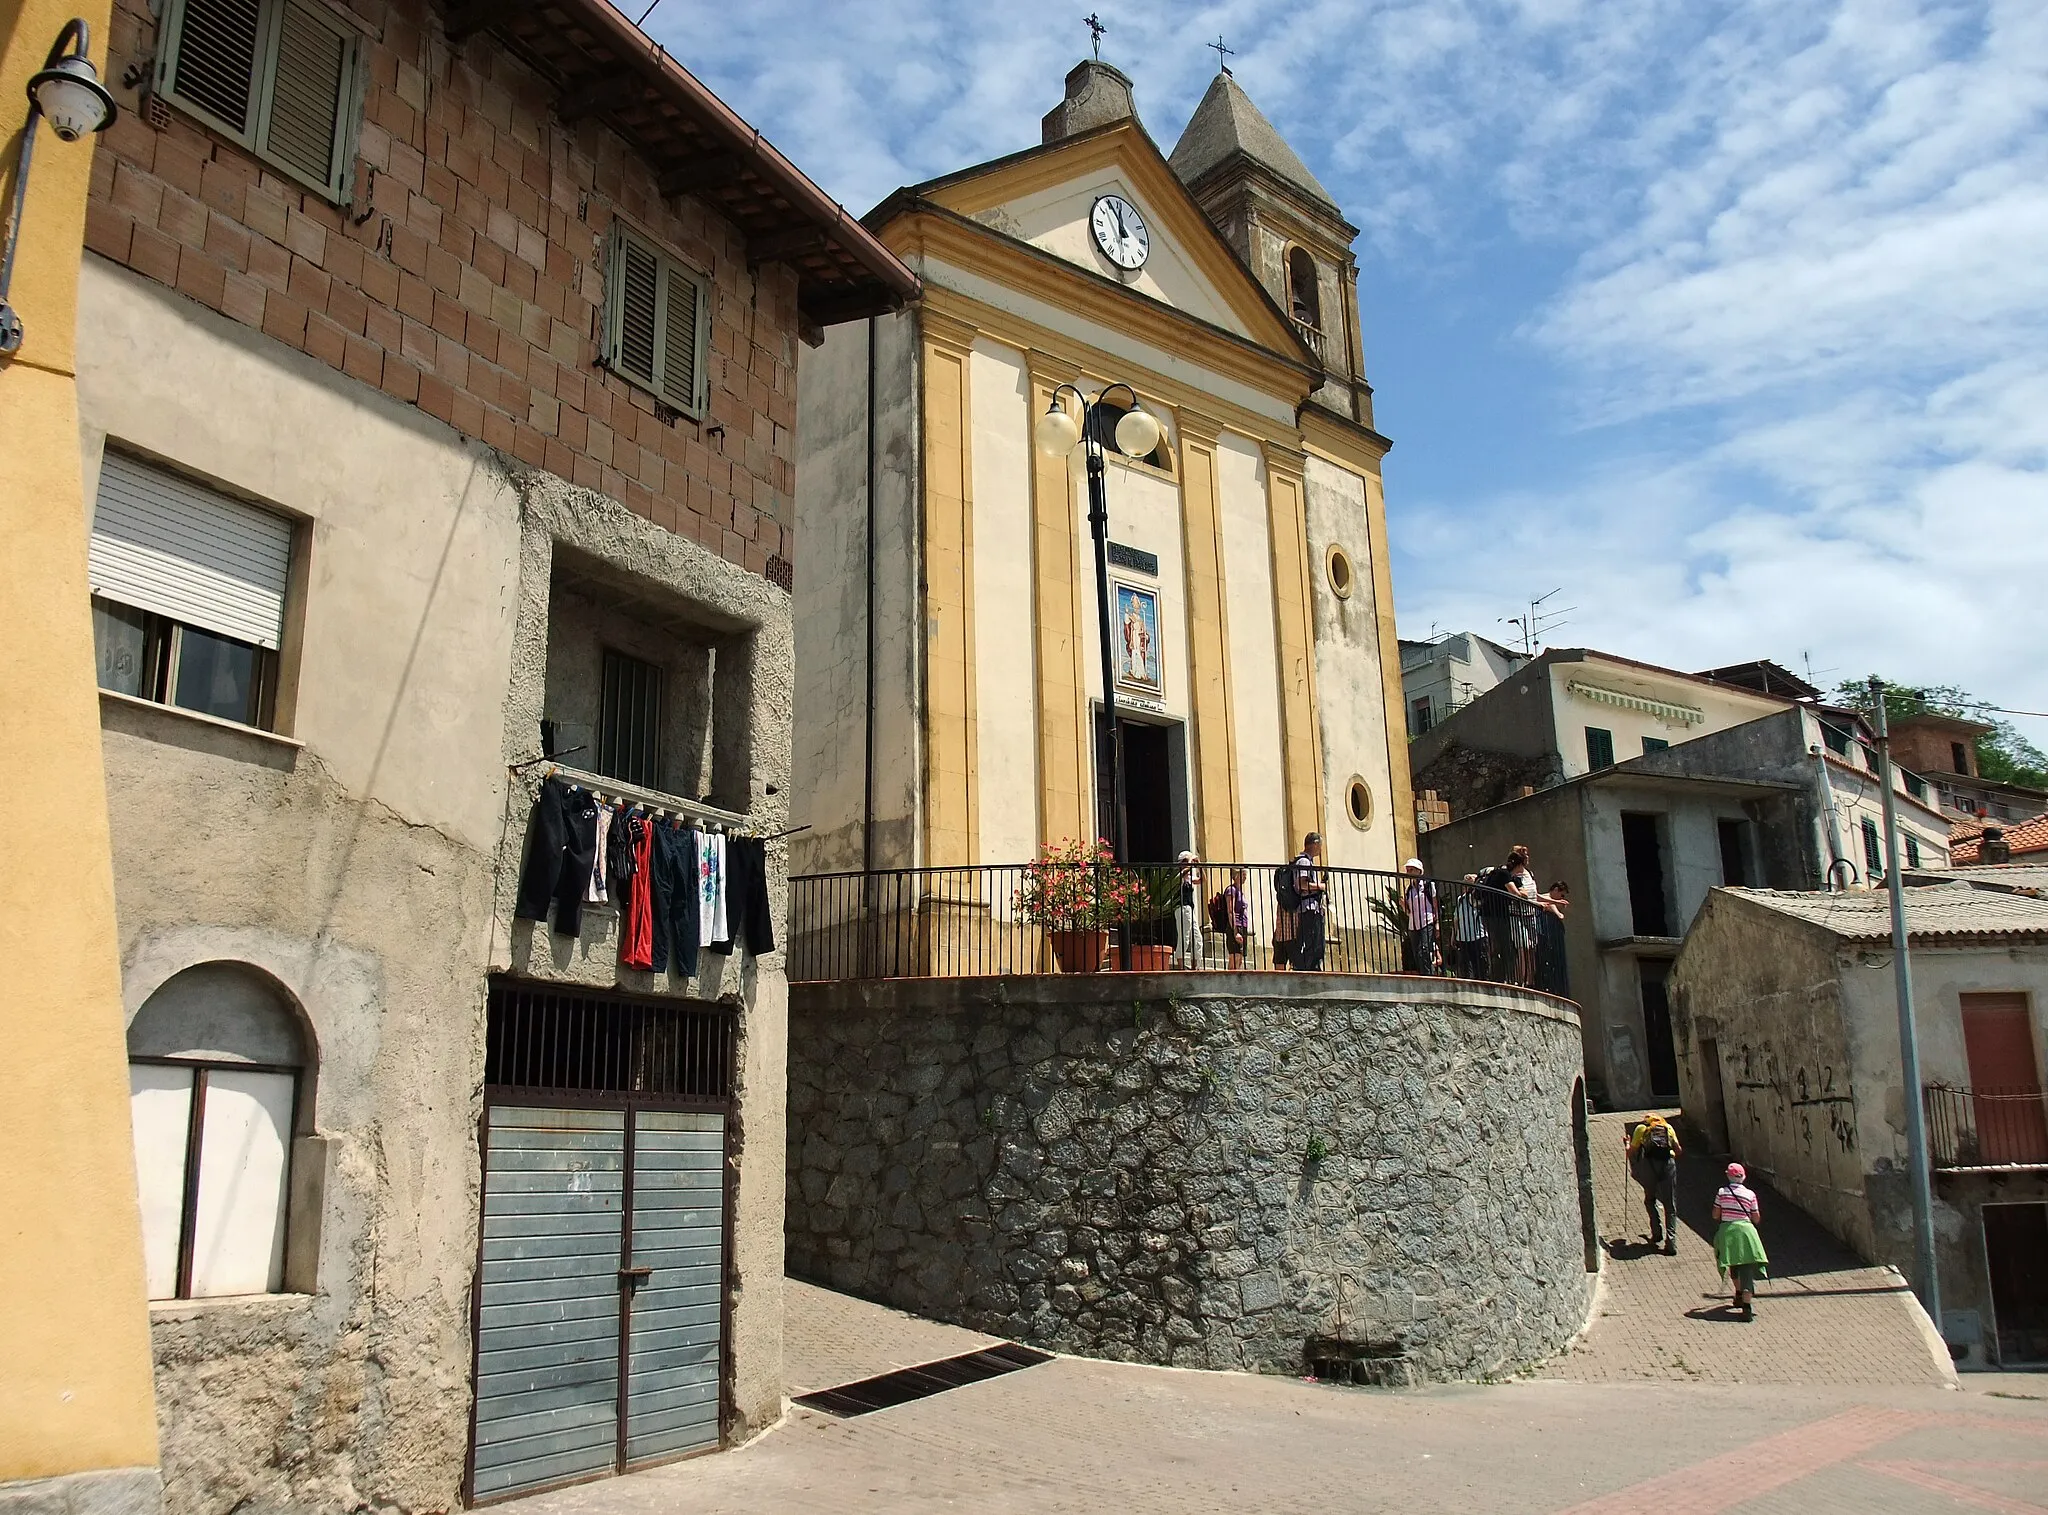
[88,0,798,582]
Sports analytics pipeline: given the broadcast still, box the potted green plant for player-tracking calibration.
[1115,864,1184,971]
[1014,838,1136,973]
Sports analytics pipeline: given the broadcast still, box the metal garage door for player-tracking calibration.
[470,1107,627,1501]
[624,1111,725,1464]
[467,983,735,1504]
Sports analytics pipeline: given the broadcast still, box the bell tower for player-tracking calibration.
[1169,72,1373,428]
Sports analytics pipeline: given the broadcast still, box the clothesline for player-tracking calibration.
[530,761,751,832]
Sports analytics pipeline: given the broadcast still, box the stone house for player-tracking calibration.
[80,1,914,1510]
[791,58,1413,892]
[1888,711,2048,828]
[1420,700,1954,1108]
[1398,629,1528,738]
[1669,882,2048,1370]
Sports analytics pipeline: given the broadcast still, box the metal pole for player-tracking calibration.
[1083,402,1129,969]
[1871,678,1943,1329]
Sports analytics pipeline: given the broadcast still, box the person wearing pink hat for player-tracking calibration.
[1712,1162,1769,1320]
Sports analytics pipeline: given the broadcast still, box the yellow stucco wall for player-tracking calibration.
[0,0,164,1483]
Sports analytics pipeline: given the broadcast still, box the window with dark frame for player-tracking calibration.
[152,0,367,202]
[1642,736,1669,755]
[1862,816,1885,879]
[1717,819,1749,887]
[598,649,663,790]
[1905,833,1921,868]
[1410,696,1434,736]
[1952,741,1971,774]
[1585,726,1615,770]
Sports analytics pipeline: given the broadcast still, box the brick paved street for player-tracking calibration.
[495,1112,2038,1514]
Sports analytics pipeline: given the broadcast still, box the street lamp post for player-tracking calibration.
[1035,382,1162,969]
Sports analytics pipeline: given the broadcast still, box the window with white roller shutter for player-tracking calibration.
[89,451,295,731]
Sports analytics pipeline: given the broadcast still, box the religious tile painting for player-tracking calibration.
[1113,582,1162,696]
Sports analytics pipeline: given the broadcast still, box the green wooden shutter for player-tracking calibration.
[163,0,263,132]
[258,0,353,193]
[609,229,662,388]
[657,265,701,413]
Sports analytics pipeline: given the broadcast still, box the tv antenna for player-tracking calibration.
[1500,588,1573,657]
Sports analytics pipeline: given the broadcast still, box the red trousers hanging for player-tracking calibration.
[621,818,655,969]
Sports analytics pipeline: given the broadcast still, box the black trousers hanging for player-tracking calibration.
[513,778,599,937]
[725,835,775,955]
[650,824,701,977]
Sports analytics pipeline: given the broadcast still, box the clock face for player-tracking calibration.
[1091,194,1150,270]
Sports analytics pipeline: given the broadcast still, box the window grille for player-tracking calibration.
[485,981,733,1103]
[154,0,366,200]
[598,649,663,789]
[602,224,709,416]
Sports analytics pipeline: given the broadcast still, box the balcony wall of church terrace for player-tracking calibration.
[786,973,1596,1384]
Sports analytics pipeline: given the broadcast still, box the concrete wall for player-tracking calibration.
[1302,454,1398,871]
[0,5,166,1511]
[1667,895,1869,1250]
[1408,653,1561,780]
[790,310,922,875]
[787,974,1593,1384]
[82,259,791,1514]
[1216,434,1288,861]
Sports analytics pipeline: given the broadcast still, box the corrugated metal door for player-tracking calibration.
[623,1111,725,1464]
[470,1107,626,1501]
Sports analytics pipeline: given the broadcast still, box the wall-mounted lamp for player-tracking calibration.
[0,19,119,357]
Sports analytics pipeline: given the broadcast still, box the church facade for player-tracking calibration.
[793,60,1412,877]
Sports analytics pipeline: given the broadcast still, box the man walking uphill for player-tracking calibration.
[1630,1113,1683,1254]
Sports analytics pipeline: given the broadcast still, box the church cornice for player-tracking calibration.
[881,202,1323,405]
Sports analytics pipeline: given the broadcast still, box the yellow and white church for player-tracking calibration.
[793,58,1414,878]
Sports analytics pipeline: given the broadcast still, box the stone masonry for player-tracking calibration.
[788,973,1594,1384]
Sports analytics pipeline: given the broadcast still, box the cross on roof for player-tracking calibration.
[1208,35,1235,74]
[1084,12,1106,59]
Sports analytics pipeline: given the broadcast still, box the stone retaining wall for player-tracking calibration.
[787,973,1594,1384]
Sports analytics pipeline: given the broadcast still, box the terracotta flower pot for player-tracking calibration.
[1048,928,1108,974]
[1118,944,1174,972]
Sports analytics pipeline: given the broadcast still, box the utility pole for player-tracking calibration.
[1870,678,1943,1330]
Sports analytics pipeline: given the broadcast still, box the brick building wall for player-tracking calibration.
[87,0,798,583]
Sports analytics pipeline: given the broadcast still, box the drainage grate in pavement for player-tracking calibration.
[792,1342,1053,1417]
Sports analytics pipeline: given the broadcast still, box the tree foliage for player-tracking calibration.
[1832,678,2048,789]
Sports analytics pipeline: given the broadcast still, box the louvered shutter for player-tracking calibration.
[609,228,662,388]
[89,454,294,651]
[657,264,701,412]
[259,0,351,190]
[165,0,263,132]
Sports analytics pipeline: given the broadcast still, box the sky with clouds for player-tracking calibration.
[645,0,2048,730]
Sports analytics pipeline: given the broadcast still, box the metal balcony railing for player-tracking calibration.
[787,861,1570,992]
[1924,1084,2048,1168]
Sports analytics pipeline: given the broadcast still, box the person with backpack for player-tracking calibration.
[1629,1113,1683,1254]
[1291,833,1327,971]
[1712,1162,1769,1320]
[1209,868,1250,969]
[1272,857,1299,969]
[1452,874,1488,978]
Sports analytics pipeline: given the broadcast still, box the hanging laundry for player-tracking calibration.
[513,777,599,937]
[621,814,656,970]
[650,823,701,978]
[724,835,775,955]
[606,802,638,891]
[696,830,728,948]
[585,804,613,904]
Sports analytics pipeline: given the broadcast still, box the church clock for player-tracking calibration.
[1090,194,1150,270]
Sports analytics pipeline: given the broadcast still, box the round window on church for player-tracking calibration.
[1346,776,1373,830]
[1327,544,1354,599]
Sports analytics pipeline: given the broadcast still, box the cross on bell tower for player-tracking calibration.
[1208,36,1234,75]
[1083,13,1106,59]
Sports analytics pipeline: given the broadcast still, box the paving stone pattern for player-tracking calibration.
[787,975,1594,1383]
[1546,1111,1953,1386]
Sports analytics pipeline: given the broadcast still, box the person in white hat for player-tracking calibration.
[1400,858,1439,974]
[1173,850,1205,970]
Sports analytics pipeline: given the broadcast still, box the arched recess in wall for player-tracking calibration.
[1571,1076,1600,1272]
[1286,247,1322,331]
[127,961,319,1301]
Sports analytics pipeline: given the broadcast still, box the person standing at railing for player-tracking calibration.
[1503,846,1541,986]
[1212,867,1250,969]
[1292,833,1327,971]
[1174,851,1206,970]
[1452,874,1488,979]
[1535,880,1571,996]
[1401,860,1440,974]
